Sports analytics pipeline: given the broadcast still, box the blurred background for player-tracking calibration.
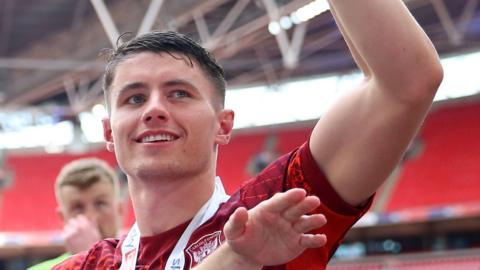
[0,0,479,269]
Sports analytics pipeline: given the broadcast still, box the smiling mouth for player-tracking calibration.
[137,134,179,143]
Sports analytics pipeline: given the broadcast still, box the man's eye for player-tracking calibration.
[170,90,189,98]
[95,201,110,211]
[70,205,84,214]
[127,94,145,104]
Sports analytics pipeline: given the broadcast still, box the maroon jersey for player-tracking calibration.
[54,142,371,270]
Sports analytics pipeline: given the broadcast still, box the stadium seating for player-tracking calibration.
[0,149,117,232]
[1,101,479,239]
[385,102,480,212]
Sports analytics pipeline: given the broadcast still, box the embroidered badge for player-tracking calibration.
[186,231,223,267]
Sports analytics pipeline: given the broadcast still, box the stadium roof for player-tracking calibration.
[0,0,479,112]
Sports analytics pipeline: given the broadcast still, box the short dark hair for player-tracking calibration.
[103,31,226,112]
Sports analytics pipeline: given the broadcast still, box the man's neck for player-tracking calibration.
[128,172,216,236]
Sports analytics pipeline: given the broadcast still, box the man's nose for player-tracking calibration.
[143,96,169,124]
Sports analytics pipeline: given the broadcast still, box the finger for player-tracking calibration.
[61,225,72,239]
[77,214,97,227]
[224,207,249,241]
[63,220,74,231]
[68,215,86,230]
[292,214,327,233]
[299,234,327,248]
[264,188,307,214]
[82,216,103,238]
[77,215,90,228]
[62,222,78,241]
[64,219,80,234]
[72,215,97,234]
[68,215,80,225]
[282,195,320,222]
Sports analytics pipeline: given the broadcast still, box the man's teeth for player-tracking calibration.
[142,134,175,143]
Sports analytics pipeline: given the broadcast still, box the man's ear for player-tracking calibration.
[215,109,234,145]
[102,117,115,152]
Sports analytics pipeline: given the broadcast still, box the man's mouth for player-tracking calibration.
[137,133,179,143]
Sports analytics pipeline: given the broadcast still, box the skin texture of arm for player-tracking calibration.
[310,0,444,206]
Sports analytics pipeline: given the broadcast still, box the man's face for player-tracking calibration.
[103,52,233,180]
[58,179,120,238]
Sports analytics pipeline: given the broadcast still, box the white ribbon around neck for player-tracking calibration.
[120,177,230,270]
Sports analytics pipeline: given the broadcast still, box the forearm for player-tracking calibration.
[327,0,442,92]
[193,243,262,270]
[328,4,371,77]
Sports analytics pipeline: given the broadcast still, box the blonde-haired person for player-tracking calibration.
[28,158,125,270]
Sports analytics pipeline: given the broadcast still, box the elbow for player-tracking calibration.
[402,57,444,104]
[424,59,444,95]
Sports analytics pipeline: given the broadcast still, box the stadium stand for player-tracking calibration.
[2,101,480,229]
[385,101,480,212]
[0,99,479,268]
[0,149,117,232]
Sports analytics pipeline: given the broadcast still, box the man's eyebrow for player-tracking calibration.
[94,193,110,200]
[118,82,147,95]
[163,79,198,91]
[115,79,199,98]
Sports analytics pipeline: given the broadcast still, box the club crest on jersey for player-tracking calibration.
[186,231,222,267]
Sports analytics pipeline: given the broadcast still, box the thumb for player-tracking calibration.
[224,207,248,241]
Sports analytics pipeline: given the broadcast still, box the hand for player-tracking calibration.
[223,188,327,267]
[61,215,102,254]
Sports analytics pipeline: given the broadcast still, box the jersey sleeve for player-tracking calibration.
[285,141,373,269]
[237,141,372,269]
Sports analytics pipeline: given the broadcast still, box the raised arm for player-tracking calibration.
[310,0,443,206]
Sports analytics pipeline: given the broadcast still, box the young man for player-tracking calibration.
[29,158,124,270]
[55,0,443,269]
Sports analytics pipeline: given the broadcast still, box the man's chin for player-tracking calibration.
[99,227,117,239]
